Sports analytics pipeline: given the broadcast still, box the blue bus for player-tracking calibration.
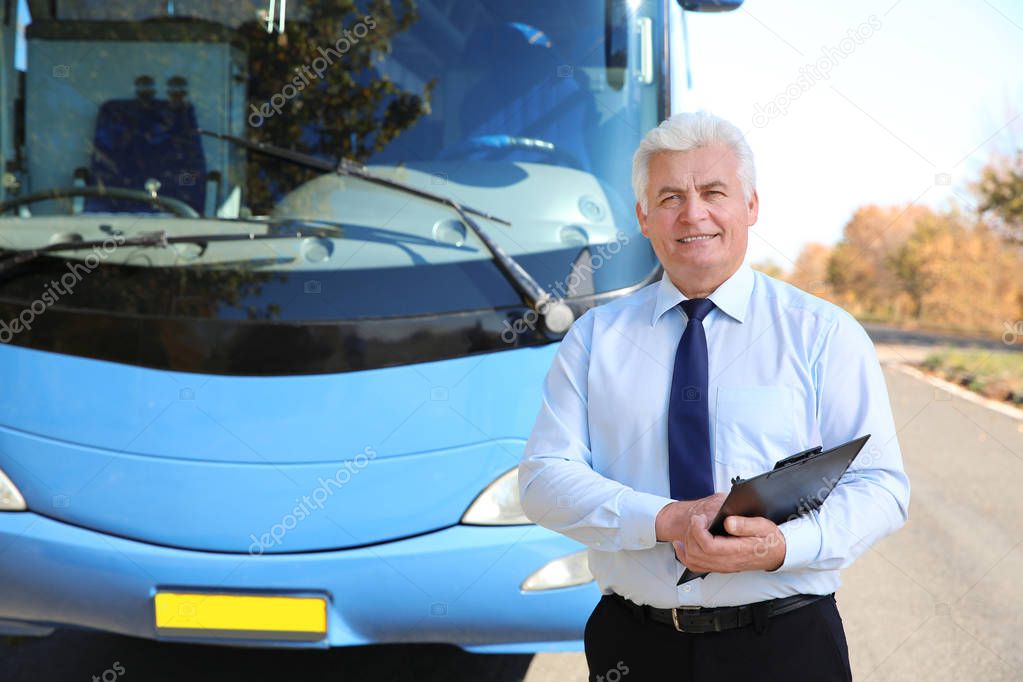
[0,0,739,653]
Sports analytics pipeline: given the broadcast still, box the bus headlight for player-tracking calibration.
[0,467,26,511]
[521,550,593,591]
[461,468,531,525]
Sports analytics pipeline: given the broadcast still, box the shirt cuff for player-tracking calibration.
[769,514,822,572]
[620,490,674,551]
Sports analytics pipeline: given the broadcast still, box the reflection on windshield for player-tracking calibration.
[0,0,663,321]
[239,3,433,214]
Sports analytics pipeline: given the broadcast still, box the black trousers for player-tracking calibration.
[583,593,853,682]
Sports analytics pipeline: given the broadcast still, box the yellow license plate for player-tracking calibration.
[154,592,327,641]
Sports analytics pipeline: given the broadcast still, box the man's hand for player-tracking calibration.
[654,492,727,542]
[672,513,787,573]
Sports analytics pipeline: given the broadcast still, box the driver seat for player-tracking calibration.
[457,22,597,171]
[86,76,207,214]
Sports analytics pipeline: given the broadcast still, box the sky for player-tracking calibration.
[683,0,1023,269]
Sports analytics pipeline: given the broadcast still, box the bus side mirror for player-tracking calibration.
[678,0,744,11]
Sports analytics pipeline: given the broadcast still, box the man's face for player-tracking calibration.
[636,144,759,288]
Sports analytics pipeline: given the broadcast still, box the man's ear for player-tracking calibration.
[635,201,650,238]
[747,190,760,228]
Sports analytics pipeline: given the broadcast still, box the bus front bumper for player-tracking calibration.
[0,512,596,652]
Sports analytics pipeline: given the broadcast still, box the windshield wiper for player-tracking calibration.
[0,226,345,276]
[198,129,574,334]
[199,129,508,225]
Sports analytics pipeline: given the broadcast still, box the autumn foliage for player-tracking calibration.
[782,154,1023,337]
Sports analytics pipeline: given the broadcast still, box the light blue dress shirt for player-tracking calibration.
[518,262,911,608]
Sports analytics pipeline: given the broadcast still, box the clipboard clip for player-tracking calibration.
[772,445,823,470]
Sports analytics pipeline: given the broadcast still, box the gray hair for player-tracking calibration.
[631,110,756,214]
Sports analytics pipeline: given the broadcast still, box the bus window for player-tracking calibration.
[0,0,665,366]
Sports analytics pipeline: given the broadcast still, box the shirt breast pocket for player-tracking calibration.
[714,386,795,481]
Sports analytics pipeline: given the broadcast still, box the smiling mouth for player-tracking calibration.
[677,234,718,244]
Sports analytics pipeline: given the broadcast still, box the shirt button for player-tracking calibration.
[683,585,692,592]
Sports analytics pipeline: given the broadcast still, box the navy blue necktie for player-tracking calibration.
[668,298,716,501]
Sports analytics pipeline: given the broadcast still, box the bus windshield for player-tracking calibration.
[0,0,663,323]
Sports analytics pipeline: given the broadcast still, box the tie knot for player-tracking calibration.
[680,298,715,322]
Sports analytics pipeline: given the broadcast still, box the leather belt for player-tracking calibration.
[609,591,832,634]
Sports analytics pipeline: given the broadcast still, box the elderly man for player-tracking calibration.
[518,111,910,682]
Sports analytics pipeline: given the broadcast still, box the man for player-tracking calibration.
[518,111,910,681]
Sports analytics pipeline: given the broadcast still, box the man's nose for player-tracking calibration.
[679,193,709,224]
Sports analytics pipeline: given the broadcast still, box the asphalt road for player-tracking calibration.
[861,322,1016,352]
[2,342,1022,681]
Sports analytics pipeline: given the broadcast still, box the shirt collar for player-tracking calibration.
[651,261,754,327]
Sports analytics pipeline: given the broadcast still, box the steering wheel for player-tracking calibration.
[438,135,583,169]
[0,186,200,218]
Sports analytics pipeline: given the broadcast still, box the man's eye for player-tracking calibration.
[705,191,725,198]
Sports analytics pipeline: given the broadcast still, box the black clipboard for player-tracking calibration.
[677,434,870,585]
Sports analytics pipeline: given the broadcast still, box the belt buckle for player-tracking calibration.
[671,605,700,632]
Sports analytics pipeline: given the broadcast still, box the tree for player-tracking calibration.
[786,242,832,298]
[892,208,1021,333]
[826,204,930,319]
[975,150,1023,245]
[238,0,434,213]
[751,259,784,279]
